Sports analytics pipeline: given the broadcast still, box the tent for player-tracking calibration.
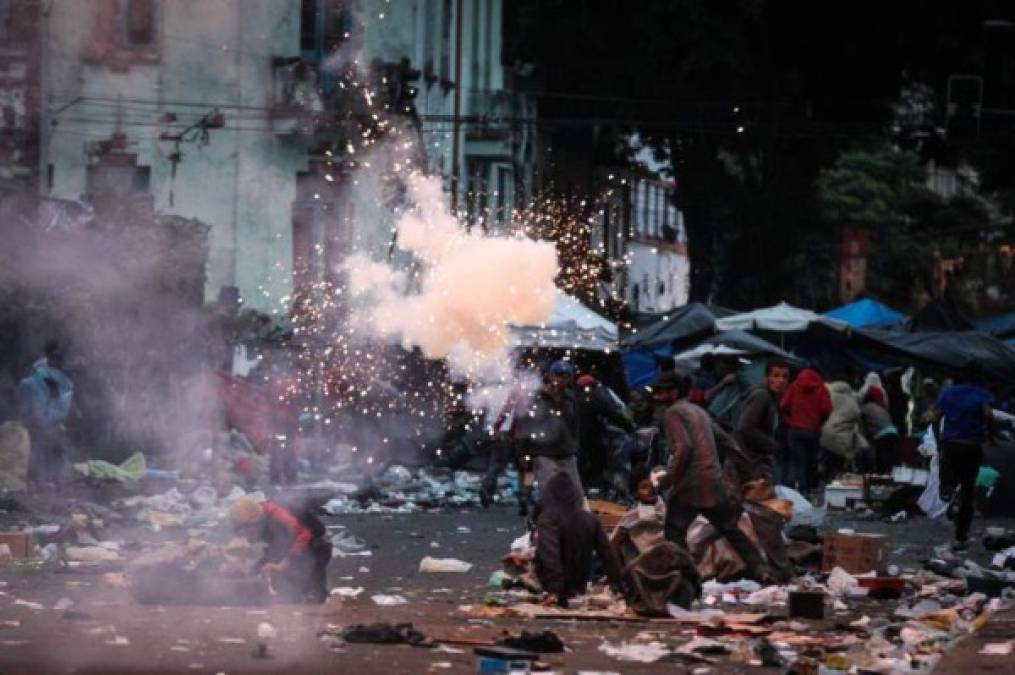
[624,303,734,350]
[976,310,1015,341]
[906,299,975,332]
[716,302,849,334]
[510,292,619,352]
[824,298,904,328]
[852,329,1015,382]
[672,329,801,365]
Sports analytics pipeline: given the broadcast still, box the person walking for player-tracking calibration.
[779,366,832,496]
[653,375,773,583]
[929,367,994,551]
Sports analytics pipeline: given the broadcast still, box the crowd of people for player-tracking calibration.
[475,354,1005,609]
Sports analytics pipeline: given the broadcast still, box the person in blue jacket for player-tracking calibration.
[17,340,74,490]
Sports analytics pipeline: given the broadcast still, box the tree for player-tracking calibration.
[507,0,1015,307]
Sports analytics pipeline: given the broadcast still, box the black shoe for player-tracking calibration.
[518,501,528,517]
[479,489,492,508]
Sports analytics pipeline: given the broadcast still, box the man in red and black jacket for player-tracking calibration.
[230,497,331,603]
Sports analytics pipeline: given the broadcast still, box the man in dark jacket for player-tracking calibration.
[655,375,772,583]
[575,373,635,490]
[514,361,584,497]
[734,360,789,483]
[230,497,332,603]
[534,472,624,606]
[780,366,832,495]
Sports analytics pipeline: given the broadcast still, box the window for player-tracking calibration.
[122,0,155,48]
[440,0,452,80]
[0,0,11,44]
[84,0,159,68]
[300,0,352,60]
[86,162,150,196]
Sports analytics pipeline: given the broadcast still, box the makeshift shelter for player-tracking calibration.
[851,329,1015,382]
[623,303,735,351]
[976,310,1015,343]
[716,302,849,334]
[510,292,618,352]
[672,330,800,366]
[824,298,904,329]
[906,299,975,332]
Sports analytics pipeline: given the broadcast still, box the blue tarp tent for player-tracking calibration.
[977,310,1015,343]
[824,298,904,328]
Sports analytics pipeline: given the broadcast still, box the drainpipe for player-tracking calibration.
[449,0,463,213]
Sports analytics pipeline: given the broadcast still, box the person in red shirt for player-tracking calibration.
[230,497,331,603]
[779,366,833,497]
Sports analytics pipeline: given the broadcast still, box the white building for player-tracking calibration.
[595,175,689,314]
[39,0,536,313]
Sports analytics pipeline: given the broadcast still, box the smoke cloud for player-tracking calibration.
[346,174,559,389]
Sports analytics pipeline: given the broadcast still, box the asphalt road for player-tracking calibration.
[0,491,1012,674]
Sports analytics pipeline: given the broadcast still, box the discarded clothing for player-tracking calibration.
[495,630,565,653]
[341,622,432,647]
[74,452,147,484]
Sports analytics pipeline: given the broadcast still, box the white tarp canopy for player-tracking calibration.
[715,301,848,333]
[510,292,619,351]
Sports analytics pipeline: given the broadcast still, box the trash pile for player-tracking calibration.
[319,465,513,515]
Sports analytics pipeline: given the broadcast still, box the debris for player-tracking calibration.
[74,452,146,484]
[341,622,432,647]
[257,622,277,640]
[331,532,371,558]
[825,566,859,596]
[65,546,121,563]
[598,640,670,663]
[979,641,1014,656]
[495,630,565,653]
[419,556,473,573]
[53,597,74,611]
[371,594,408,606]
[105,635,131,646]
[822,532,886,573]
[13,599,44,611]
[788,591,826,619]
[329,586,364,598]
[0,532,33,558]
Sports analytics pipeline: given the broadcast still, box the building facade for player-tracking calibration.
[0,0,42,195]
[595,174,690,315]
[38,0,537,313]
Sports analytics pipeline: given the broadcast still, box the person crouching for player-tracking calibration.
[230,497,331,603]
[534,472,624,607]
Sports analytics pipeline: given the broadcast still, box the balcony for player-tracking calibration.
[270,58,369,146]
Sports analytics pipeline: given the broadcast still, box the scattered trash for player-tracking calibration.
[980,641,1014,656]
[598,640,670,663]
[53,597,74,611]
[419,556,472,573]
[105,635,131,646]
[331,532,371,558]
[329,586,364,598]
[65,546,121,563]
[371,594,408,606]
[341,622,432,647]
[495,630,565,653]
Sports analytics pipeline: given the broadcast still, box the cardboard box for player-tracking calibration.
[822,533,886,573]
[0,532,33,558]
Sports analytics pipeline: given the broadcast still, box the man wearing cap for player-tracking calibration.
[514,360,585,498]
[230,497,331,602]
[651,374,773,583]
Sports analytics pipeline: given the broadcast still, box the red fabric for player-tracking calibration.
[865,386,886,407]
[779,368,833,432]
[214,371,301,452]
[576,374,596,388]
[262,501,311,558]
